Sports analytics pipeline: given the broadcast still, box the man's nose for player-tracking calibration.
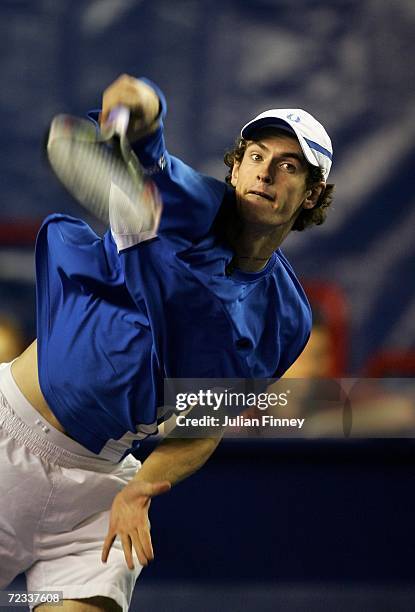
[257,167,273,184]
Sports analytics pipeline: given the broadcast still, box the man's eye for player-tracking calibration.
[250,153,262,161]
[280,162,296,172]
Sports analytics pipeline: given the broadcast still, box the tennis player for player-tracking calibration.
[0,74,334,611]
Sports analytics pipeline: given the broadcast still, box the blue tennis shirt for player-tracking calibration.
[35,88,311,461]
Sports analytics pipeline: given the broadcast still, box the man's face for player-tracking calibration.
[231,129,318,228]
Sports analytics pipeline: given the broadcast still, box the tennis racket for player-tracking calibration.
[45,106,162,235]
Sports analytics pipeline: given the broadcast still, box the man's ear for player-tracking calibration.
[231,161,240,188]
[303,181,326,209]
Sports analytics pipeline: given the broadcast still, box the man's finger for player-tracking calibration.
[101,532,116,563]
[131,530,149,567]
[121,534,134,570]
[138,521,154,562]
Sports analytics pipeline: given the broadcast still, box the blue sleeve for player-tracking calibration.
[132,79,227,243]
[272,250,313,378]
[274,318,311,379]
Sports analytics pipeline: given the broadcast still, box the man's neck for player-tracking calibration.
[227,222,291,273]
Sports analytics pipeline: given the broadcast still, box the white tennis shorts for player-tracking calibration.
[0,362,142,611]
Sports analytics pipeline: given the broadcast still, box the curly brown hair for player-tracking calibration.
[223,135,334,231]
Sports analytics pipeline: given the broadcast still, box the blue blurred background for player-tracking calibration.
[2,0,415,610]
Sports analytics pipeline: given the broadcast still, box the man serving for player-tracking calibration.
[0,74,334,611]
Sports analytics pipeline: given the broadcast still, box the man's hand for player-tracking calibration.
[101,74,161,142]
[102,478,171,570]
[102,436,220,570]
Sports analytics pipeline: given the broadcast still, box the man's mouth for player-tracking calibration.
[247,190,274,202]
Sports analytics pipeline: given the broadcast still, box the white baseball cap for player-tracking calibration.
[241,109,333,180]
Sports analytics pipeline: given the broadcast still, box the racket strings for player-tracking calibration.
[47,114,162,235]
[49,139,135,222]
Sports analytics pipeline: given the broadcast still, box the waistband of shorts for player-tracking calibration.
[0,361,118,471]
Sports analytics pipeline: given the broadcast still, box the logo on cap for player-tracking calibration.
[287,113,301,123]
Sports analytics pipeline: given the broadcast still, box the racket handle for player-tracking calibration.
[104,105,130,138]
